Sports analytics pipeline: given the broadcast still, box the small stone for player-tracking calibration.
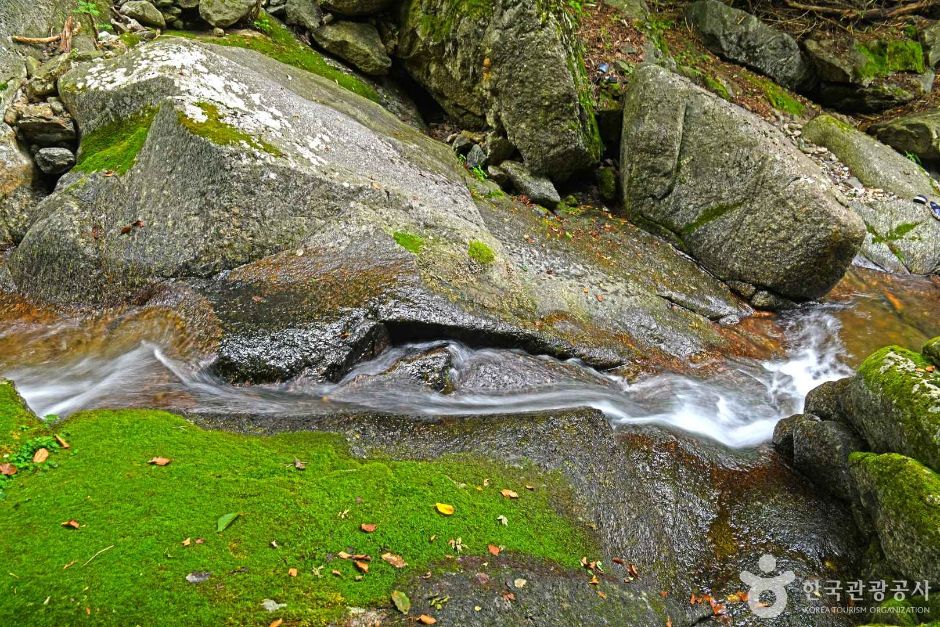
[499,161,560,209]
[34,147,75,176]
[465,143,486,170]
[186,571,211,583]
[212,27,225,36]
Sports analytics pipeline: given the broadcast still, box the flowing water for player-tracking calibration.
[2,267,938,449]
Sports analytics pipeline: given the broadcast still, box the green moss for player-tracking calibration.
[761,80,805,116]
[0,392,595,624]
[392,230,425,253]
[849,452,940,555]
[73,108,157,175]
[597,166,617,201]
[178,102,282,156]
[119,31,142,48]
[0,81,8,92]
[467,240,495,264]
[165,14,380,103]
[682,202,738,237]
[856,39,926,81]
[703,75,731,101]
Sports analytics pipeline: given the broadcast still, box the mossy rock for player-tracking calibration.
[924,336,940,368]
[849,452,940,582]
[844,346,940,473]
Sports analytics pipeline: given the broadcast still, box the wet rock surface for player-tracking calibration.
[191,408,862,626]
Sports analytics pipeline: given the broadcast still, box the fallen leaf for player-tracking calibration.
[338,551,352,559]
[32,448,49,463]
[195,538,204,544]
[666,618,672,627]
[381,552,407,569]
[514,578,527,589]
[352,554,371,561]
[418,615,437,625]
[293,458,305,470]
[216,512,240,532]
[497,515,508,526]
[487,544,501,556]
[589,575,599,585]
[612,557,624,565]
[435,503,455,516]
[354,560,369,573]
[148,457,171,466]
[0,463,16,476]
[288,568,297,577]
[270,620,284,627]
[525,484,535,491]
[182,538,191,547]
[628,563,639,578]
[61,519,80,529]
[360,523,377,533]
[597,591,607,599]
[502,592,515,602]
[391,590,411,614]
[186,571,210,584]
[500,489,519,499]
[331,569,341,577]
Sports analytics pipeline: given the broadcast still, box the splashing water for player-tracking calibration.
[2,306,852,448]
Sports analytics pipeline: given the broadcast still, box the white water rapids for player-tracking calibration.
[3,306,853,448]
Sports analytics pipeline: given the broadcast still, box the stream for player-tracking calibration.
[2,267,938,449]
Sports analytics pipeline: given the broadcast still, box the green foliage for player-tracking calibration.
[252,13,273,33]
[165,13,381,103]
[119,31,142,48]
[867,221,921,245]
[755,77,805,116]
[468,240,495,264]
[392,230,425,253]
[470,165,487,182]
[178,102,282,156]
[73,108,157,175]
[905,151,923,167]
[645,17,673,55]
[566,0,584,16]
[0,406,595,624]
[703,75,731,101]
[73,0,100,18]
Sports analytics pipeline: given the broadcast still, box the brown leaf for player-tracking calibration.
[194,538,204,544]
[182,537,191,547]
[337,551,352,560]
[418,615,437,625]
[0,463,17,476]
[270,620,283,627]
[293,458,305,470]
[487,544,501,556]
[612,557,624,565]
[61,519,80,529]
[288,568,297,577]
[597,591,607,599]
[381,552,407,569]
[354,560,369,573]
[148,457,171,466]
[352,554,371,561]
[32,448,49,463]
[500,489,519,499]
[331,569,342,577]
[628,563,639,578]
[589,575,599,585]
[55,435,70,449]
[502,592,515,602]
[360,523,377,533]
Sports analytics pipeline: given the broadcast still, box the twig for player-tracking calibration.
[11,34,61,44]
[82,545,114,567]
[783,0,934,20]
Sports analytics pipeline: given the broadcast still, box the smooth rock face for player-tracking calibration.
[870,109,940,162]
[803,114,940,275]
[121,0,167,28]
[499,161,560,208]
[312,21,392,76]
[843,346,940,473]
[850,452,940,582]
[199,0,259,28]
[620,65,865,303]
[284,0,322,31]
[687,0,813,91]
[792,417,865,501]
[396,0,601,181]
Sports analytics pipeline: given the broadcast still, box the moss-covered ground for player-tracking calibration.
[0,382,595,625]
[165,14,380,104]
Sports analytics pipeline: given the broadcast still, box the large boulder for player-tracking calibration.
[802,114,940,275]
[686,0,814,91]
[321,0,393,16]
[870,109,940,163]
[311,21,391,76]
[199,0,259,28]
[804,36,934,112]
[842,345,940,473]
[395,0,601,181]
[620,65,865,305]
[7,36,759,382]
[850,452,940,582]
